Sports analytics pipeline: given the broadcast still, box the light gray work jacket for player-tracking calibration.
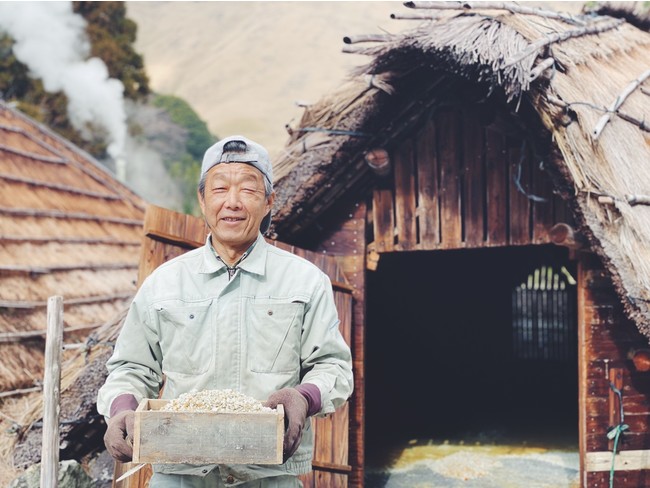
[97,233,354,483]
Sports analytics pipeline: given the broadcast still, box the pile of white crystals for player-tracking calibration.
[160,389,274,413]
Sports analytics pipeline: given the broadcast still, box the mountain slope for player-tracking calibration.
[126,1,410,157]
[126,1,585,158]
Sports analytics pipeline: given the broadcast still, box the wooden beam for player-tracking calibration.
[0,207,143,226]
[343,34,390,44]
[593,69,650,139]
[0,235,140,246]
[331,280,355,293]
[0,263,137,275]
[372,189,395,253]
[0,173,120,200]
[311,460,352,474]
[0,386,42,399]
[0,323,102,343]
[364,148,391,177]
[0,292,134,309]
[394,140,417,250]
[548,223,585,249]
[143,205,206,250]
[0,143,65,164]
[404,1,586,25]
[586,449,650,472]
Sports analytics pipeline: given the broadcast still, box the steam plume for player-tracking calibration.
[0,2,127,164]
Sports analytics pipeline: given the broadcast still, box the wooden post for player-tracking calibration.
[41,296,63,488]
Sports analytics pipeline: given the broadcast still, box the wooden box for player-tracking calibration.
[133,399,284,465]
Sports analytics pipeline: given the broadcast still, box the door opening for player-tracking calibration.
[365,245,578,468]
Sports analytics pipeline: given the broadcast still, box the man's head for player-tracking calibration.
[198,135,274,235]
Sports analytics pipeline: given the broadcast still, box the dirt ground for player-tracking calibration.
[365,439,580,488]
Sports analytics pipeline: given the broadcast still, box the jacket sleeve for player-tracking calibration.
[96,282,164,417]
[299,271,354,415]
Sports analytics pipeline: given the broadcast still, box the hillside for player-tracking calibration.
[126,1,585,159]
[126,1,420,157]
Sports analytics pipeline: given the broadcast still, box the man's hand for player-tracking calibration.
[104,410,135,462]
[264,388,309,462]
[104,393,138,462]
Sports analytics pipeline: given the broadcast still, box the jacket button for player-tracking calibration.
[226,474,235,483]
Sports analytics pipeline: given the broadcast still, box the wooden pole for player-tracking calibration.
[41,296,63,488]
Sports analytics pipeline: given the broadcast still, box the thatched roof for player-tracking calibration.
[0,101,145,477]
[0,101,145,392]
[270,2,650,337]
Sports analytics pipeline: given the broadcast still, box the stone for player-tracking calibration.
[8,460,93,488]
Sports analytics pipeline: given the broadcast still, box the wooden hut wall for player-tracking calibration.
[579,252,650,487]
[372,105,572,253]
[311,198,367,487]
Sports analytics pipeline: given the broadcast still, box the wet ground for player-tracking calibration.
[365,438,580,488]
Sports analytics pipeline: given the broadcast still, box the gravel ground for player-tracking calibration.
[365,442,580,488]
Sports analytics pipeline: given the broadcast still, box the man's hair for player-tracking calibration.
[198,140,273,198]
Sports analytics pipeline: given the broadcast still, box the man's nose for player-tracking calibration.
[224,188,242,208]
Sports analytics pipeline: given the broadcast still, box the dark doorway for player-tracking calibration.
[365,245,578,466]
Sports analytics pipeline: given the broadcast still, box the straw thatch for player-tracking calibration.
[0,101,144,391]
[271,3,650,338]
[0,101,144,481]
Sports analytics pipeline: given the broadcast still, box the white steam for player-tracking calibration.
[0,2,127,165]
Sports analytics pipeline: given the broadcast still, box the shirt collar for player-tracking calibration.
[198,233,267,276]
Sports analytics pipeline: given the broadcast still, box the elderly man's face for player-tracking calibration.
[198,163,273,252]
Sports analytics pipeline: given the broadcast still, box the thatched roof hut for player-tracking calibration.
[268,4,650,485]
[271,1,650,339]
[0,101,144,477]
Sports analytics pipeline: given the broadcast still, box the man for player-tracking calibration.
[97,135,354,487]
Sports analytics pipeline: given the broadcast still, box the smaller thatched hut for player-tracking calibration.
[0,101,144,483]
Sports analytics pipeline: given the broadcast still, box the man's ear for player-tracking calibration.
[198,188,206,215]
[266,191,276,214]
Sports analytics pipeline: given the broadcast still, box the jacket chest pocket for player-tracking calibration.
[246,300,304,373]
[156,301,213,375]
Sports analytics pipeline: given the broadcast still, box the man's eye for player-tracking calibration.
[212,187,227,192]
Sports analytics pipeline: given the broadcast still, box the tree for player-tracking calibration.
[73,2,150,100]
[153,94,216,214]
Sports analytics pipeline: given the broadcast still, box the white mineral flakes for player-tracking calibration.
[161,389,273,413]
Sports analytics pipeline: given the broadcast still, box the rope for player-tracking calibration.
[513,140,548,203]
[295,127,371,137]
[607,382,629,488]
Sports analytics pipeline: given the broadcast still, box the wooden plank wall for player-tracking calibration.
[275,240,354,488]
[372,106,571,252]
[315,200,367,488]
[579,252,650,487]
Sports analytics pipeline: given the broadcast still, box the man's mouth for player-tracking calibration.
[222,217,244,222]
